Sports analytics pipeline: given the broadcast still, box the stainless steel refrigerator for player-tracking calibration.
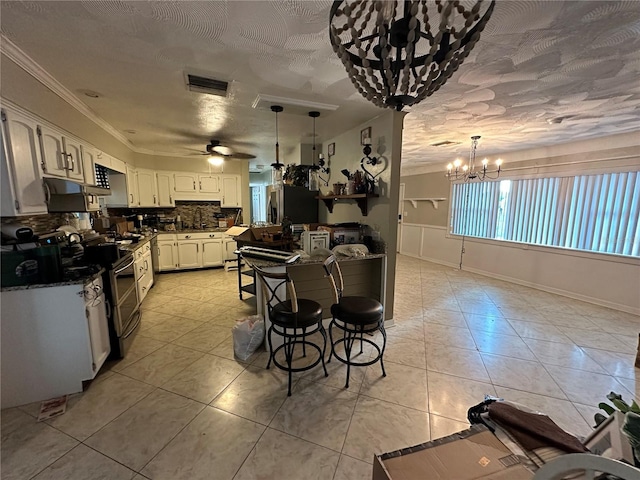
[267,185,319,224]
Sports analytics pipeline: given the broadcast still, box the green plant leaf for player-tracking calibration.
[607,392,623,402]
[631,400,640,414]
[598,402,616,415]
[612,398,630,413]
[594,413,607,427]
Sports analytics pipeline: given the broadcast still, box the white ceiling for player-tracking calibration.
[1,1,639,172]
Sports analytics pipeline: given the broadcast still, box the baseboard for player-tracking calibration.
[463,265,640,316]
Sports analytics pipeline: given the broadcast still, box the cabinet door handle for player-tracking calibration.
[193,180,196,190]
[185,235,191,239]
[130,193,134,204]
[169,195,172,203]
[199,181,202,189]
[153,194,157,204]
[43,180,51,204]
[68,153,75,172]
[196,244,199,253]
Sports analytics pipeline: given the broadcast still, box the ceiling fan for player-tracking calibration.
[193,140,256,160]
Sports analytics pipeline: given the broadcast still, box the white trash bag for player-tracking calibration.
[232,315,265,361]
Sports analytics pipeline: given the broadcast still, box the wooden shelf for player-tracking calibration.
[404,197,447,209]
[316,193,379,216]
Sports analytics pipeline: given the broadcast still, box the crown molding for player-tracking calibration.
[0,34,142,152]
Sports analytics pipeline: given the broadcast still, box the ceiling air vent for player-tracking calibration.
[430,140,461,147]
[185,73,228,97]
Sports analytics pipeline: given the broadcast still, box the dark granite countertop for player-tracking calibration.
[156,227,230,234]
[243,252,386,269]
[1,267,106,292]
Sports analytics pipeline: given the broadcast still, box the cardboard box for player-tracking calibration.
[235,226,281,242]
[373,425,533,480]
[584,411,634,464]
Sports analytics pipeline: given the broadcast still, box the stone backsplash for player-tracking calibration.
[1,213,69,234]
[106,201,242,228]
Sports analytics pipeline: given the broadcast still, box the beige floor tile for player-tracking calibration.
[333,454,372,480]
[424,323,477,350]
[544,312,603,331]
[2,407,35,435]
[493,387,594,439]
[612,334,639,355]
[427,371,496,422]
[429,414,471,440]
[579,348,637,379]
[234,428,340,480]
[1,412,78,480]
[139,317,202,343]
[119,344,204,387]
[46,374,155,441]
[386,318,425,341]
[481,354,566,399]
[497,306,549,323]
[464,313,517,336]
[382,336,426,369]
[304,353,368,390]
[563,328,632,353]
[211,365,291,425]
[544,365,633,405]
[141,406,264,480]
[270,380,358,451]
[342,396,430,464]
[32,444,136,480]
[109,335,167,373]
[85,389,204,470]
[172,322,232,352]
[426,343,491,382]
[422,296,461,312]
[572,402,600,430]
[423,309,468,328]
[360,361,428,411]
[523,338,607,373]
[615,376,638,400]
[161,353,245,404]
[470,330,537,360]
[508,320,572,343]
[457,301,504,318]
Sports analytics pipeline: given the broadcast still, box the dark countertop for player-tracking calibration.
[1,267,106,292]
[156,227,230,234]
[243,252,386,269]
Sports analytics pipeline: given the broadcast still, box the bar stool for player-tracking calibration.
[323,255,386,388]
[251,263,328,396]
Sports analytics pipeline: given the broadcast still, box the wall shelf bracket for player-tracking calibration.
[404,197,447,209]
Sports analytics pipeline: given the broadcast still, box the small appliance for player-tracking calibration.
[301,231,330,255]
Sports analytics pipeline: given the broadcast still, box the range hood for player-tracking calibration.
[44,177,111,213]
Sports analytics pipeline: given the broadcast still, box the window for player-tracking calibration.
[450,171,640,257]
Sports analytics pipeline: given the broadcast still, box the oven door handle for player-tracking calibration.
[122,309,141,340]
[105,297,112,320]
[114,258,135,275]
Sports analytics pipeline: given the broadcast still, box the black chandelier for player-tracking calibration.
[329,0,496,111]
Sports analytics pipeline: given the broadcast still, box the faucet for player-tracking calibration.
[194,207,203,229]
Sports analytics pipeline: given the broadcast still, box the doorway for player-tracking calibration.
[250,186,266,224]
[397,183,405,253]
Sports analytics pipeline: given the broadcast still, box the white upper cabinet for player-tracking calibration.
[126,166,139,207]
[0,108,47,216]
[38,125,85,182]
[38,125,66,178]
[221,175,241,207]
[81,145,97,186]
[156,171,175,207]
[199,175,220,194]
[136,168,157,207]
[174,172,198,193]
[62,137,84,182]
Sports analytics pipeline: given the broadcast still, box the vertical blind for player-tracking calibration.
[450,171,640,257]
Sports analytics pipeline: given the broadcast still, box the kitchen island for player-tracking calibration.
[242,251,389,349]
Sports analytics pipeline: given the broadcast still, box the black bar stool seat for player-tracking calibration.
[323,255,386,388]
[273,299,323,328]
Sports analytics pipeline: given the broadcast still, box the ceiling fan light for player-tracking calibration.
[208,155,224,166]
[212,145,233,156]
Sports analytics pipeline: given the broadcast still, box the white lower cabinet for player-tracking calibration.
[177,240,201,269]
[223,236,237,261]
[1,276,110,408]
[135,243,154,302]
[202,238,223,267]
[157,234,178,271]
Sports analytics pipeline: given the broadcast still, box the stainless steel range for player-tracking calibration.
[84,243,141,359]
[109,252,141,357]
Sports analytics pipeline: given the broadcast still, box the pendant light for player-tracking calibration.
[270,105,284,189]
[308,111,320,191]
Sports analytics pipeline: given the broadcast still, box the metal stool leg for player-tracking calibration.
[378,319,387,378]
[327,318,336,363]
[319,322,329,377]
[302,327,307,357]
[266,325,274,370]
[344,328,357,389]
[359,326,364,355]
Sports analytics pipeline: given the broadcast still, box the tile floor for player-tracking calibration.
[2,255,639,479]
